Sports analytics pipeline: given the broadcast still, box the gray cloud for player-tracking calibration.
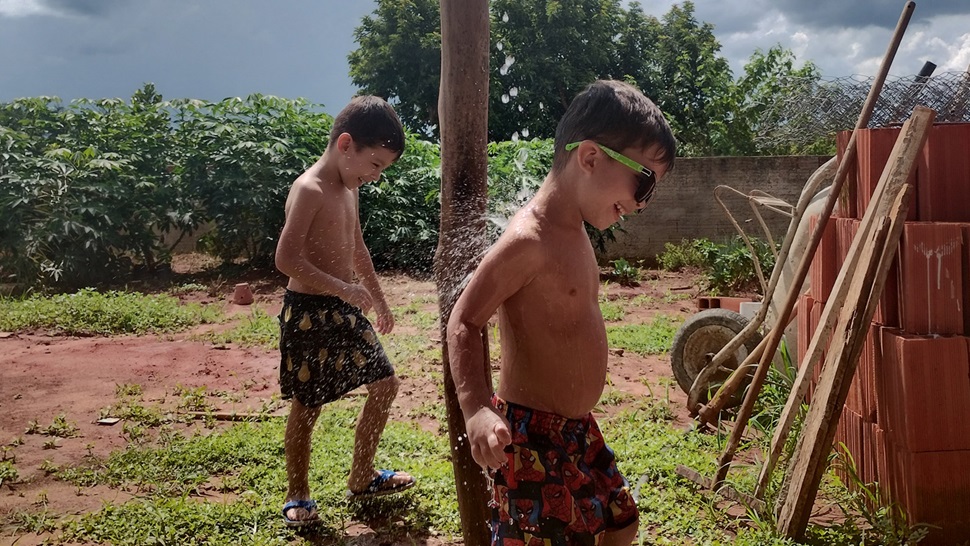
[772,0,969,30]
[40,0,128,17]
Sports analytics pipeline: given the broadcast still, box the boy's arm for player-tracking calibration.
[446,234,540,469]
[275,182,371,310]
[352,203,393,333]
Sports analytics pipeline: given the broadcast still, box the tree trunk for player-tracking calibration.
[436,2,491,546]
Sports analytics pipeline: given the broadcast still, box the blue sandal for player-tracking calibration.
[346,469,416,500]
[282,499,319,527]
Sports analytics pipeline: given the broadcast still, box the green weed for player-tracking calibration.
[829,447,931,546]
[25,414,79,439]
[0,460,18,487]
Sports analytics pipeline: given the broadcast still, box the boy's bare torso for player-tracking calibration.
[495,209,608,419]
[284,162,358,291]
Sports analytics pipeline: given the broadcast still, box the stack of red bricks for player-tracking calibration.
[800,123,970,545]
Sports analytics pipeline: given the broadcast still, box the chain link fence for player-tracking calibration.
[755,70,970,151]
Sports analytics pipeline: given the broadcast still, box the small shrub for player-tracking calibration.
[610,258,642,286]
[658,237,777,296]
[658,238,709,271]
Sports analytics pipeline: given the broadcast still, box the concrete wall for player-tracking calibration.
[600,155,832,263]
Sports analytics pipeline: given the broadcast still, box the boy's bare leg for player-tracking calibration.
[601,521,638,546]
[284,398,322,519]
[347,375,412,491]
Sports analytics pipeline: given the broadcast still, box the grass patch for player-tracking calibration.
[599,299,626,322]
[52,401,459,544]
[194,306,279,348]
[606,315,681,355]
[395,302,439,330]
[46,401,857,545]
[0,289,220,335]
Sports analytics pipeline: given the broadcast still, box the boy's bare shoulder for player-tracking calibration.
[488,214,548,268]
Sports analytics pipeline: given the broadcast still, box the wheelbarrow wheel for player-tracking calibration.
[670,308,763,408]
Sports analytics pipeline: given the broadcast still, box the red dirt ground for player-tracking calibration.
[0,263,743,545]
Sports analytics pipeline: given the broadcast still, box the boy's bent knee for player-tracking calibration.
[367,375,400,397]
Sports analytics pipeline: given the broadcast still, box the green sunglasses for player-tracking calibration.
[565,141,657,206]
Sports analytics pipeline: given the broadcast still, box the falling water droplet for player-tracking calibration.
[538,101,544,110]
[517,105,524,112]
[509,87,518,97]
[502,11,509,22]
[522,128,530,137]
[511,132,520,142]
[501,94,510,104]
[496,42,503,51]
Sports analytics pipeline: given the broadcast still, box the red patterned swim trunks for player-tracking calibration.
[489,395,639,546]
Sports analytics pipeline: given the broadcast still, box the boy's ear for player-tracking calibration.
[335,132,354,153]
[574,140,599,175]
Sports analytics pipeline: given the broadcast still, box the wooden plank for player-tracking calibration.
[775,106,935,539]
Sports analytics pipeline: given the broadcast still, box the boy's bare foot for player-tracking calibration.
[346,469,416,500]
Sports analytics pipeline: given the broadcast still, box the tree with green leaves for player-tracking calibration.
[348,0,751,152]
[731,46,826,155]
[487,0,627,141]
[348,0,442,137]
[644,2,735,156]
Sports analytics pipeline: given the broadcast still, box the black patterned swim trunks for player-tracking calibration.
[278,289,394,408]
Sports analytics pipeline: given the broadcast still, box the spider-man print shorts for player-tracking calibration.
[489,395,639,546]
[278,290,394,408]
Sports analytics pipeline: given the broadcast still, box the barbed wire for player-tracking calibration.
[754,70,970,151]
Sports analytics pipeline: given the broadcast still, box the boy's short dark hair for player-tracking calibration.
[552,80,676,173]
[329,95,406,159]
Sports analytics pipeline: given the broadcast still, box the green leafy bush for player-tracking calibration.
[658,237,777,296]
[174,93,331,266]
[360,135,441,272]
[658,238,710,271]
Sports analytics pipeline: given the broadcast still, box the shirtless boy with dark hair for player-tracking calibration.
[275,95,415,527]
[448,80,676,545]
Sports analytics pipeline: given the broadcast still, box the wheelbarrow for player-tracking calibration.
[669,158,837,419]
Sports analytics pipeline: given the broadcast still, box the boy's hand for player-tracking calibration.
[344,284,373,314]
[374,301,394,334]
[466,406,512,470]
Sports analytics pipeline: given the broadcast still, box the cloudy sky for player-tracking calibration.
[2,0,968,116]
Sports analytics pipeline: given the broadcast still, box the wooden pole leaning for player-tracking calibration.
[753,0,916,499]
[775,107,935,539]
[704,0,915,491]
[436,2,492,545]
